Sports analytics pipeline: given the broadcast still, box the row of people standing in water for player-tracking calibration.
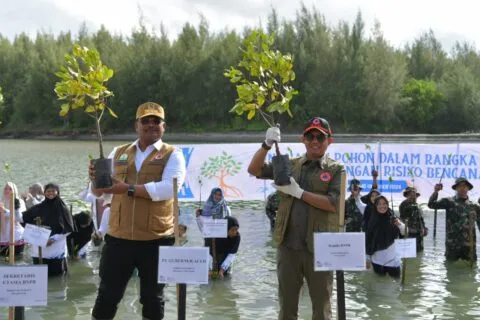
[0,182,76,276]
[0,180,241,280]
[0,181,117,277]
[266,171,480,278]
[348,172,480,276]
[345,171,427,249]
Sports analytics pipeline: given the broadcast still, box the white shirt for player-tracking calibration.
[98,207,110,235]
[0,208,24,243]
[79,184,112,230]
[354,195,366,214]
[30,233,68,259]
[106,139,186,201]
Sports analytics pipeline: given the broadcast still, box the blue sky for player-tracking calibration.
[1,0,478,50]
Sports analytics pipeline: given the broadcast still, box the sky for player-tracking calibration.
[1,0,479,50]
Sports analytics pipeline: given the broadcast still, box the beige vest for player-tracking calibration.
[108,142,175,240]
[273,155,343,252]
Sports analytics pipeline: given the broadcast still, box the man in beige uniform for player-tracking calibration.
[89,102,186,320]
[248,117,344,320]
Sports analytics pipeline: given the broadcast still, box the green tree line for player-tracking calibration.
[1,5,480,134]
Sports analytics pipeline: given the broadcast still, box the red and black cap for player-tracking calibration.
[303,117,333,137]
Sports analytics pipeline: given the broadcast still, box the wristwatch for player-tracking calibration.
[127,184,135,197]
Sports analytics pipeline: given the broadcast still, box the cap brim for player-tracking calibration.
[137,112,164,120]
[452,182,473,190]
[303,126,329,135]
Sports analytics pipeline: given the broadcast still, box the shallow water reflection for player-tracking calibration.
[0,140,478,320]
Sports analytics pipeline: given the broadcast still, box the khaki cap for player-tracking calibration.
[136,102,165,120]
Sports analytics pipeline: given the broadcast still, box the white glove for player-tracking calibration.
[271,177,304,199]
[265,127,281,147]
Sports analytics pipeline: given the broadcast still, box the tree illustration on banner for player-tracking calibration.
[200,151,243,198]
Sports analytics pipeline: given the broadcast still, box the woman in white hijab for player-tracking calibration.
[0,182,26,256]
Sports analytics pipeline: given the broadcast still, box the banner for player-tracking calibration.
[177,143,480,203]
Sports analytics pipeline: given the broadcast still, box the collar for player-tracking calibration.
[132,139,163,151]
[299,154,325,169]
[454,195,469,202]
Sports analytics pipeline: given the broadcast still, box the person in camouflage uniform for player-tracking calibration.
[400,187,427,252]
[345,179,365,232]
[428,177,480,262]
[265,191,280,230]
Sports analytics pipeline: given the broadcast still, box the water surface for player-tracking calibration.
[0,140,479,320]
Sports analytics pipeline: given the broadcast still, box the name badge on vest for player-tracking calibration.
[150,152,165,164]
[115,153,128,165]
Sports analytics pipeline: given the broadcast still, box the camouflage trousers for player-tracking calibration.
[445,245,477,262]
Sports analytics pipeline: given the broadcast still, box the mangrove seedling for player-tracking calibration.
[224,30,298,185]
[54,44,116,188]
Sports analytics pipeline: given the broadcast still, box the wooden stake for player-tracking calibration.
[469,209,475,268]
[8,191,15,320]
[173,177,186,320]
[401,220,409,285]
[34,217,43,264]
[336,171,347,320]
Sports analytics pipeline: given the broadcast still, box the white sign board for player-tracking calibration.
[23,224,51,247]
[395,238,417,258]
[0,266,48,306]
[314,232,366,271]
[202,219,228,238]
[158,247,209,284]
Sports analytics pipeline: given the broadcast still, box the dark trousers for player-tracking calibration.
[33,257,67,277]
[277,245,333,320]
[0,244,25,257]
[92,234,175,320]
[372,262,400,278]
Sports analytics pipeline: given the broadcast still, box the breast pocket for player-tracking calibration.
[309,169,331,194]
[114,164,128,181]
[140,162,164,182]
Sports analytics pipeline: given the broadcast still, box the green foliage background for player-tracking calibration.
[0,6,479,134]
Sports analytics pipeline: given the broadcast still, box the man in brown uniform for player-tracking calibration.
[89,102,186,320]
[248,117,345,320]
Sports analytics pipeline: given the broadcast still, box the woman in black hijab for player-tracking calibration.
[365,195,406,278]
[361,189,380,233]
[206,216,241,279]
[23,183,75,276]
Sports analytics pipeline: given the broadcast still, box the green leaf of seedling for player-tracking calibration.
[365,144,372,151]
[106,107,118,118]
[287,146,293,157]
[408,169,414,178]
[388,176,393,183]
